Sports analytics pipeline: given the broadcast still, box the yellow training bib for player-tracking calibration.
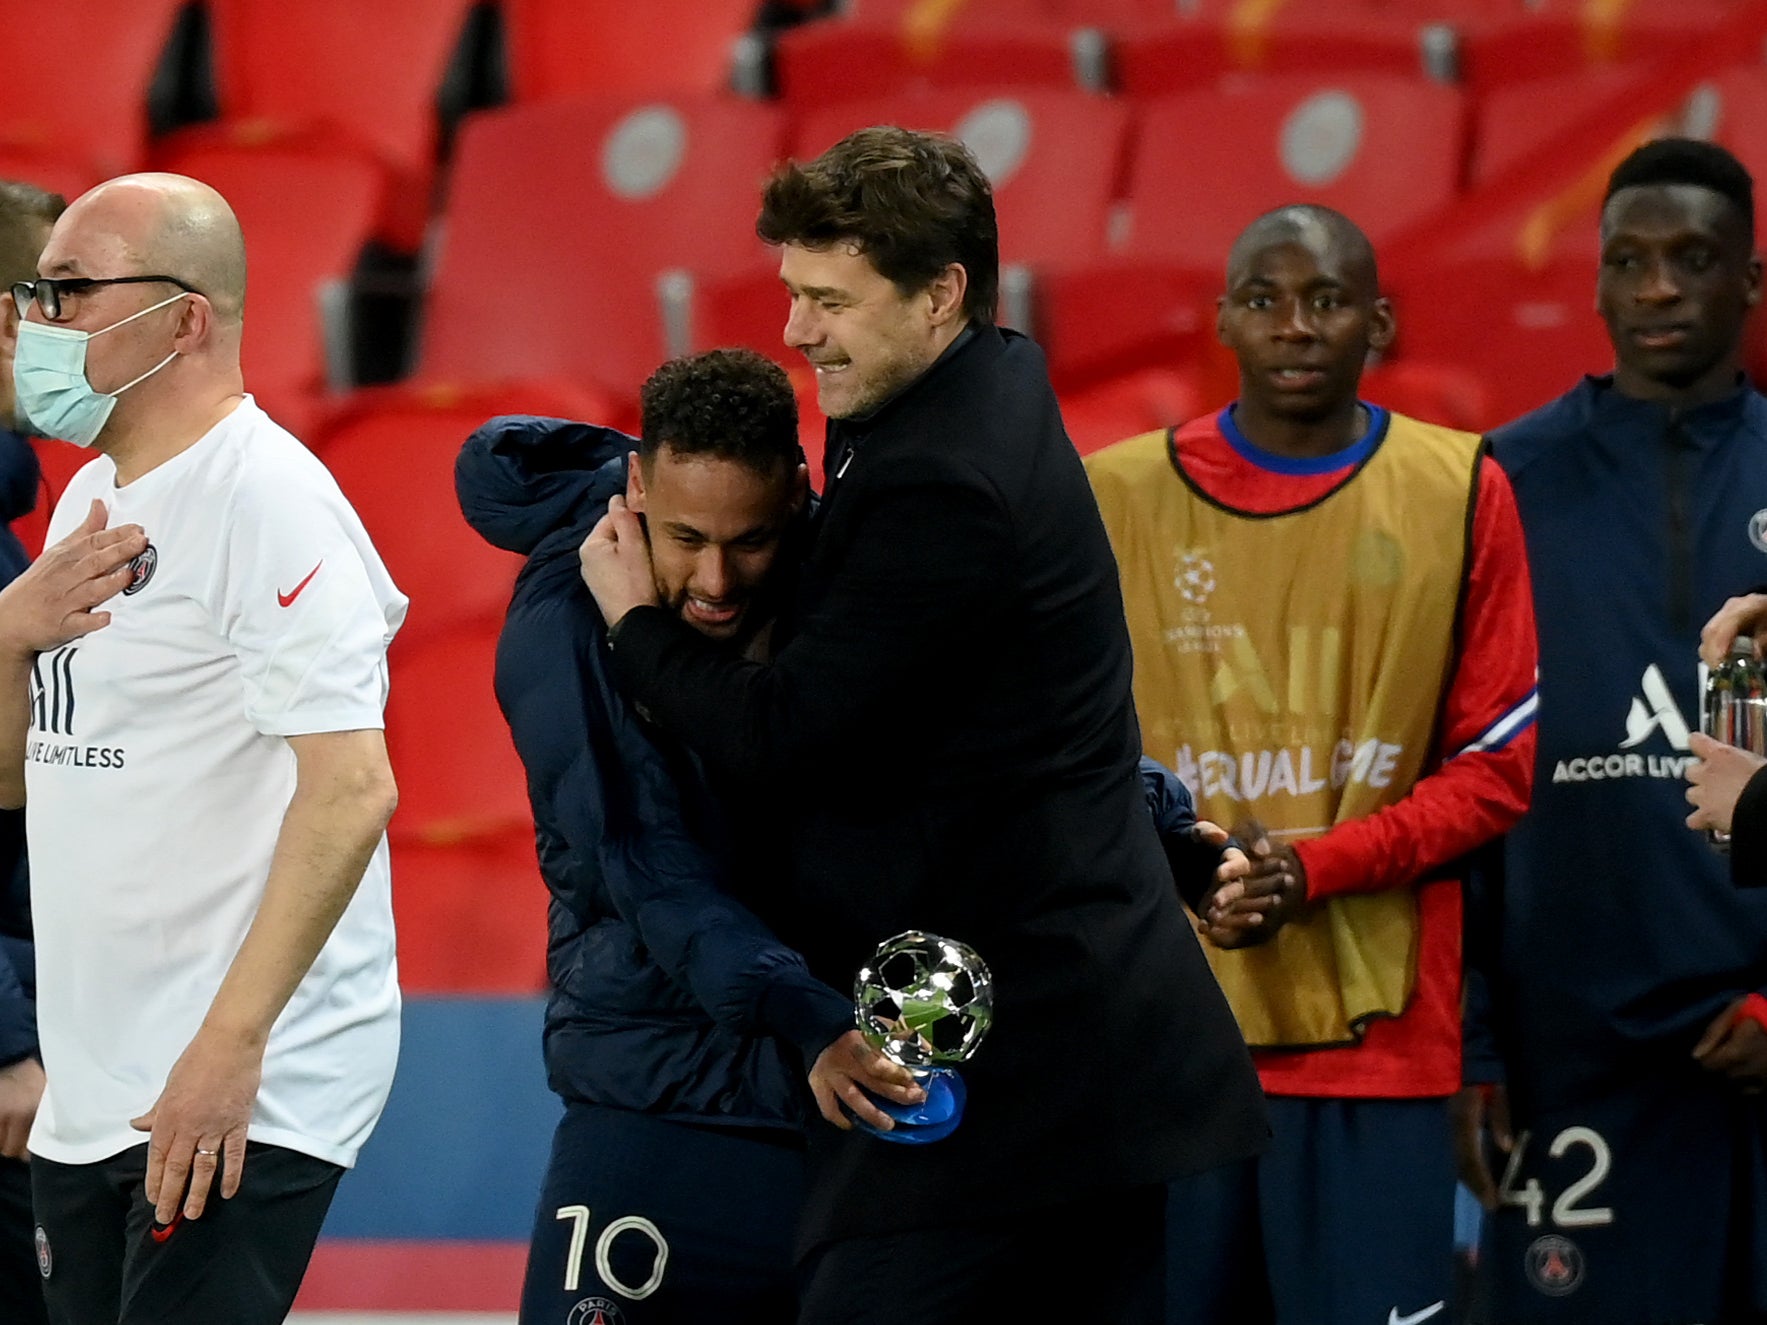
[1087,412,1480,1048]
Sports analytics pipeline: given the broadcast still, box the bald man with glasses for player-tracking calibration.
[0,173,406,1325]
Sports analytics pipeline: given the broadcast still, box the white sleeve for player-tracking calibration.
[214,470,397,737]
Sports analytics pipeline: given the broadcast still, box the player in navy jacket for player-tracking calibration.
[458,351,926,1324]
[1466,138,1767,1323]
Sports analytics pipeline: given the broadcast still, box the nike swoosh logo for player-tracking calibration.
[277,561,323,608]
[149,1212,182,1244]
[1389,1304,1446,1325]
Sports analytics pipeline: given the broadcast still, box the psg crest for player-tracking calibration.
[122,542,157,596]
[566,1297,624,1325]
[1525,1234,1585,1297]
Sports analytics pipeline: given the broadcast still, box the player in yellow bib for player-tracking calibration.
[1086,205,1539,1325]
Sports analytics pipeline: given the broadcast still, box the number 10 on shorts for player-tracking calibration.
[555,1205,671,1300]
[1498,1126,1616,1229]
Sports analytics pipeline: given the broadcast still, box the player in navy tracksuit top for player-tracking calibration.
[1468,139,1767,1324]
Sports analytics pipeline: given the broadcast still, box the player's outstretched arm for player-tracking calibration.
[0,499,146,808]
[130,727,396,1226]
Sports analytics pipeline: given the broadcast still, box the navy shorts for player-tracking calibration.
[519,1102,805,1325]
[1166,1096,1457,1325]
[1481,1075,1767,1324]
[30,1140,341,1325]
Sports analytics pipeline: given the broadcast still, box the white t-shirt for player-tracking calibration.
[26,397,407,1169]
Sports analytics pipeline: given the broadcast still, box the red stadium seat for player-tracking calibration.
[155,141,387,441]
[418,96,785,411]
[1114,75,1469,272]
[842,0,1169,23]
[792,88,1131,267]
[1458,2,1736,94]
[504,0,758,100]
[1027,258,1217,393]
[772,15,1100,109]
[1388,254,1610,428]
[385,619,532,849]
[188,0,478,249]
[314,380,613,643]
[1450,65,1767,271]
[0,0,184,185]
[1470,66,1646,189]
[390,838,547,993]
[1360,358,1493,433]
[1058,368,1203,457]
[1111,12,1447,93]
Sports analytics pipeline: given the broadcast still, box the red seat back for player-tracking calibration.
[202,0,476,246]
[773,17,1089,109]
[505,0,756,100]
[1116,75,1468,271]
[315,380,612,643]
[385,620,533,848]
[1459,2,1736,93]
[156,142,386,432]
[792,88,1130,268]
[390,836,547,993]
[419,96,785,405]
[0,0,184,181]
[1389,255,1610,427]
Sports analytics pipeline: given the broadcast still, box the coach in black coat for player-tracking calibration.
[582,127,1266,1319]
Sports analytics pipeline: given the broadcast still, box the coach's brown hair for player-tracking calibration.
[757,126,999,325]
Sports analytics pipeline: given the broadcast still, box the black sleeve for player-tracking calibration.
[1729,762,1767,888]
[607,458,1013,781]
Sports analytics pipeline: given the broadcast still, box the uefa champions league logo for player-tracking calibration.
[1175,551,1216,605]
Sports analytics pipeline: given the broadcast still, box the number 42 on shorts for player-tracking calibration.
[1497,1126,1616,1229]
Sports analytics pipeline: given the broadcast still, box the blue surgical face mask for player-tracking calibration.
[12,291,191,447]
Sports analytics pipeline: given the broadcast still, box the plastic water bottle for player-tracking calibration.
[1703,635,1767,852]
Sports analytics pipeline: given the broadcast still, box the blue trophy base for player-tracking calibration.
[850,1068,966,1144]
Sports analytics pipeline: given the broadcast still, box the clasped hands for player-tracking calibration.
[1193,819,1307,949]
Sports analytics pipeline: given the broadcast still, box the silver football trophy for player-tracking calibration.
[851,930,993,1144]
[1704,637,1767,852]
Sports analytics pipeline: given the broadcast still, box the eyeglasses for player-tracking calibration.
[10,275,202,321]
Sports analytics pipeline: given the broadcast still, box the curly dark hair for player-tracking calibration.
[757,125,999,324]
[1606,138,1755,240]
[638,348,799,477]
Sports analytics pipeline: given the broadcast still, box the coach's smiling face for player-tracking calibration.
[1599,183,1761,405]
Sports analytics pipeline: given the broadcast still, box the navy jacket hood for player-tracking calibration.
[456,416,633,556]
